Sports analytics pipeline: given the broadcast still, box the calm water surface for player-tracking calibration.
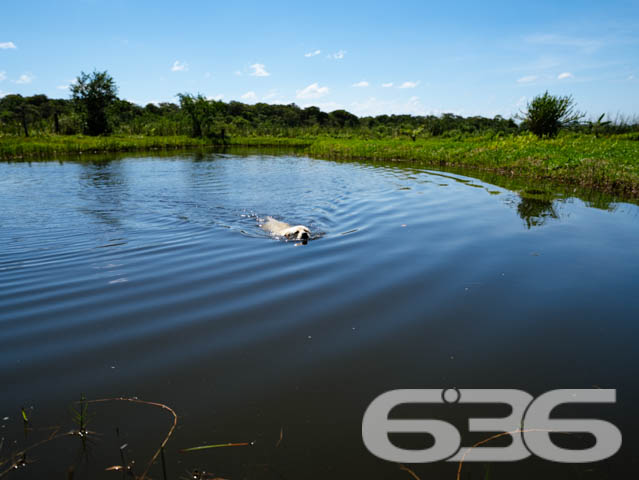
[1,151,638,479]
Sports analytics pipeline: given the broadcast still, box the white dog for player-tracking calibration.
[261,216,311,241]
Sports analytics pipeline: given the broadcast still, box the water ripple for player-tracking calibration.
[1,152,639,479]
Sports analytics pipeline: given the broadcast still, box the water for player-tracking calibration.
[1,151,638,479]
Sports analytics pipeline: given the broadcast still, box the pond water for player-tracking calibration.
[1,151,638,479]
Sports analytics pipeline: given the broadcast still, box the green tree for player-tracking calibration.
[0,94,39,136]
[329,109,359,128]
[177,93,227,139]
[520,91,584,138]
[71,70,118,135]
[177,93,207,137]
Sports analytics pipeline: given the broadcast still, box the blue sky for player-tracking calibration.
[1,0,638,119]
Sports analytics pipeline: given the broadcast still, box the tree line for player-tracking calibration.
[1,71,636,140]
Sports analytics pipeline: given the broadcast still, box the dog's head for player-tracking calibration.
[281,225,311,241]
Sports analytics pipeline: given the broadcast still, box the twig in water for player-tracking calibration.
[83,397,178,480]
[160,446,168,480]
[398,463,421,480]
[455,428,555,480]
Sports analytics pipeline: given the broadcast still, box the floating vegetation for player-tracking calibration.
[178,442,253,454]
[20,408,28,424]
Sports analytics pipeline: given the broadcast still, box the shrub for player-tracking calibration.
[520,91,584,138]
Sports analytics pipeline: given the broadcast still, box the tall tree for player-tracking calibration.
[70,70,118,135]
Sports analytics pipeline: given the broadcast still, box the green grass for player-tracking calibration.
[307,133,639,198]
[0,134,210,158]
[2,132,639,198]
[227,136,314,147]
[0,134,313,159]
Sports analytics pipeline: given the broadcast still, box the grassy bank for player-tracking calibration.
[308,133,639,197]
[2,133,639,198]
[0,134,312,159]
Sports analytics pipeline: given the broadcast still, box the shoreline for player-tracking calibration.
[2,133,638,199]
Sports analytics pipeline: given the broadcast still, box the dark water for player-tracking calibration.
[1,151,638,479]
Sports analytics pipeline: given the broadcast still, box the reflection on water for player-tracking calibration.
[1,151,638,479]
[516,195,559,229]
[77,161,129,229]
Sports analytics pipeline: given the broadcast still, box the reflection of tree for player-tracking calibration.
[517,195,558,228]
[77,160,127,228]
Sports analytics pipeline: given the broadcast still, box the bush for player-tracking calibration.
[520,91,584,138]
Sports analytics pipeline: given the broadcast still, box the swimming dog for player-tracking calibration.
[261,216,311,241]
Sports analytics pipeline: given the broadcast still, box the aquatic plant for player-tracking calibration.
[0,397,178,480]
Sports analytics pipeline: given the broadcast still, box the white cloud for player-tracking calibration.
[171,60,188,72]
[296,82,329,99]
[304,49,321,58]
[382,82,393,88]
[0,42,17,50]
[517,75,538,84]
[241,91,256,100]
[208,94,224,101]
[557,72,573,80]
[0,71,6,82]
[352,80,369,87]
[234,70,243,76]
[249,63,270,77]
[398,81,419,89]
[15,73,34,84]
[328,50,346,60]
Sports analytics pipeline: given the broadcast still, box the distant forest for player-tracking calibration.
[1,92,636,139]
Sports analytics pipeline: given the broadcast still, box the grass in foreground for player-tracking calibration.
[2,133,638,199]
